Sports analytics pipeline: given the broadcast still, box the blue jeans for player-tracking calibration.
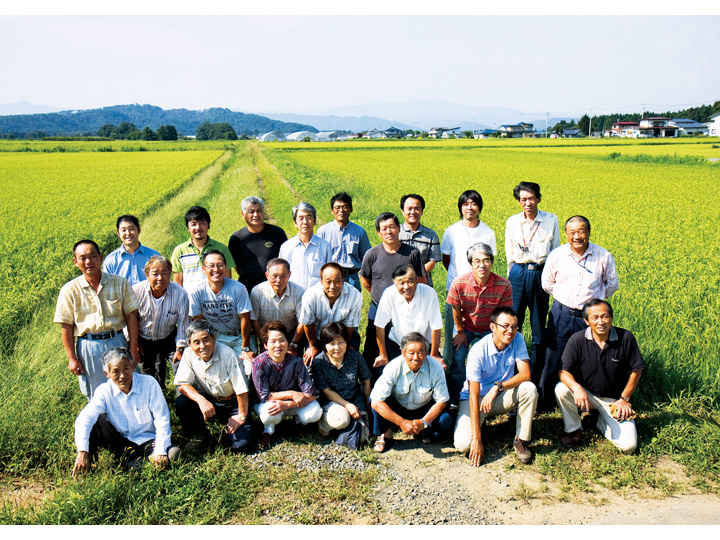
[448,329,489,406]
[344,271,361,292]
[371,396,454,442]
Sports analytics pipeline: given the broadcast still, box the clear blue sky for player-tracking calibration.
[1,12,718,116]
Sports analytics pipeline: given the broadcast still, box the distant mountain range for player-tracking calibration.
[260,113,416,133]
[0,104,317,137]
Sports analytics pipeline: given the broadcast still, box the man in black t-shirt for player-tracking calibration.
[555,299,646,454]
[228,197,288,293]
[360,212,425,379]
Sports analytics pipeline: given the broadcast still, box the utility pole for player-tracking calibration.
[589,108,593,137]
[546,112,548,138]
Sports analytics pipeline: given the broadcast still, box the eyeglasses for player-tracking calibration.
[332,204,350,211]
[268,273,289,281]
[471,258,492,267]
[495,323,519,331]
[204,263,226,270]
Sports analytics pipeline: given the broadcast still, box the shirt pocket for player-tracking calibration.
[134,407,152,426]
[345,240,358,258]
[415,384,433,402]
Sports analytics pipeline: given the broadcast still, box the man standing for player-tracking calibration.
[102,215,161,286]
[539,216,619,411]
[133,255,190,390]
[556,299,645,454]
[279,202,332,291]
[228,196,288,294]
[441,190,496,372]
[446,242,513,406]
[190,251,254,375]
[399,194,442,289]
[250,258,305,356]
[504,182,560,372]
[317,192,371,291]
[72,348,179,475]
[171,206,234,293]
[54,240,141,400]
[370,333,453,452]
[299,262,363,364]
[360,212,425,378]
[453,307,538,466]
[374,264,443,367]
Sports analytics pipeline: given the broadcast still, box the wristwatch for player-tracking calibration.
[422,418,429,429]
[620,395,631,403]
[242,346,251,352]
[237,414,246,422]
[290,342,299,348]
[494,381,504,393]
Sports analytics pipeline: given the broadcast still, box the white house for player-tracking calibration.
[610,121,640,138]
[363,129,384,139]
[498,123,534,138]
[708,112,720,137]
[429,127,461,139]
[637,117,678,138]
[670,118,708,136]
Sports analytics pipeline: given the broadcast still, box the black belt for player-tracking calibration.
[556,302,583,317]
[516,262,544,272]
[79,329,121,341]
[342,268,359,277]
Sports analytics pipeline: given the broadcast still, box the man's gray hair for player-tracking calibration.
[186,319,217,342]
[466,242,494,265]
[292,202,317,221]
[400,332,429,353]
[241,196,265,213]
[101,347,133,372]
[144,254,173,276]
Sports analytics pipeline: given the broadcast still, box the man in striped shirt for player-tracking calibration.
[446,242,513,406]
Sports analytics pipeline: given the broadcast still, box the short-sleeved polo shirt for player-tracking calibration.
[399,223,441,288]
[170,237,235,293]
[561,326,646,399]
[54,272,140,336]
[298,283,362,338]
[459,332,530,399]
[447,272,513,334]
[174,342,249,398]
[370,355,449,410]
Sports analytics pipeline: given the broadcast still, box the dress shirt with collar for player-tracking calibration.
[173,342,249,398]
[440,220,497,291]
[252,352,317,402]
[133,281,190,348]
[316,220,372,271]
[370,355,449,410]
[298,282,363,339]
[54,272,140,336]
[102,243,162,286]
[374,283,443,345]
[459,332,530,399]
[504,210,560,269]
[399,222,442,288]
[278,234,333,290]
[250,280,305,331]
[541,242,619,310]
[446,272,513,334]
[74,373,171,455]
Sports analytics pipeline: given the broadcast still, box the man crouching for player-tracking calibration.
[73,347,179,476]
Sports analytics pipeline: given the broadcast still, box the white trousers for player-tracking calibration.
[454,381,538,453]
[254,400,322,434]
[317,402,352,434]
[555,382,637,454]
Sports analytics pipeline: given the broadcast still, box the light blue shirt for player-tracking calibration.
[102,243,161,286]
[317,221,371,270]
[460,332,529,400]
[278,234,333,290]
[74,373,172,455]
[190,278,251,335]
[370,355,449,410]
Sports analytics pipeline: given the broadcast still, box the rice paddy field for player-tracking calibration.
[1,137,719,524]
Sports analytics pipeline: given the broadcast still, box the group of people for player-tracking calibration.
[56,185,645,476]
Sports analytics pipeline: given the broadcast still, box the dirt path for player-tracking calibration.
[363,434,720,525]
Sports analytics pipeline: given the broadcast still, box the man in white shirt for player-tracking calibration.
[539,215,619,411]
[279,202,332,290]
[374,263,443,368]
[72,347,179,475]
[299,262,363,364]
[440,190,497,388]
[504,182,560,376]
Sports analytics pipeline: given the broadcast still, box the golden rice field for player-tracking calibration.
[0,147,224,348]
[261,138,720,399]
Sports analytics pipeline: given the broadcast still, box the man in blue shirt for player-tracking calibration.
[102,215,161,286]
[317,192,371,292]
[453,306,538,466]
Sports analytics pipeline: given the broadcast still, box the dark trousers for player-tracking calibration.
[88,415,155,467]
[138,332,177,390]
[364,318,391,383]
[538,302,587,410]
[509,263,549,371]
[175,394,256,453]
[371,396,454,442]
